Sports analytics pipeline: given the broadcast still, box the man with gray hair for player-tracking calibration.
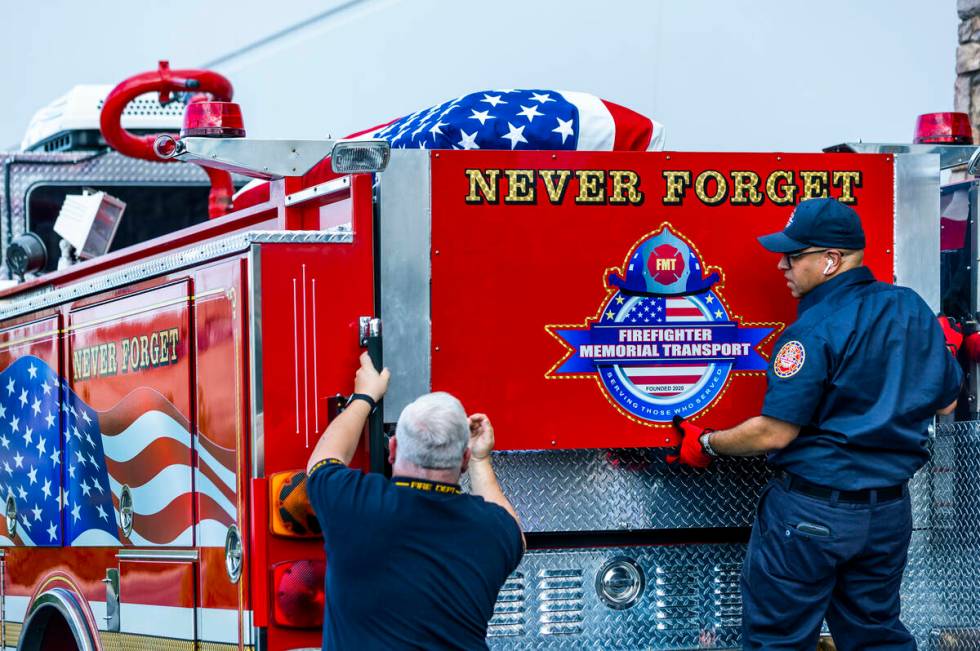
[306,353,524,650]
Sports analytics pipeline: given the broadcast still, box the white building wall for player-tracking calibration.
[1,1,958,152]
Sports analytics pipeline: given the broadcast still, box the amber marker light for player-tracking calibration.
[269,470,322,538]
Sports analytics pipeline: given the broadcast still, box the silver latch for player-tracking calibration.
[359,317,382,347]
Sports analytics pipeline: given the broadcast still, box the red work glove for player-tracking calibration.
[666,415,714,468]
[939,315,963,357]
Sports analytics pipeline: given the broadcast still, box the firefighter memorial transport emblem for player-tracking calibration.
[547,225,776,424]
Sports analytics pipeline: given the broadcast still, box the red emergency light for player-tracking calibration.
[181,101,246,138]
[914,112,973,144]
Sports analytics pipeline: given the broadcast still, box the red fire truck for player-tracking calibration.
[0,63,976,650]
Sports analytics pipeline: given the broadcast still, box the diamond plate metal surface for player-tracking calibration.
[911,420,980,650]
[483,422,980,649]
[482,451,773,532]
[481,441,934,533]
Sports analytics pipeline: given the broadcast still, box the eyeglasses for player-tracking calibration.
[781,248,833,266]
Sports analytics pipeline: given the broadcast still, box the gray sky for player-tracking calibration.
[0,1,960,152]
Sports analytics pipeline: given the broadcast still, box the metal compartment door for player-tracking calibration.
[0,316,63,547]
[68,280,194,546]
[112,553,198,645]
[193,258,251,648]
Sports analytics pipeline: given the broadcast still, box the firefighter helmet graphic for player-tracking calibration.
[607,226,721,297]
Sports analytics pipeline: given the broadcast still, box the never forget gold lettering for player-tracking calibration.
[664,169,860,206]
[462,167,862,207]
[73,327,181,381]
[463,168,644,206]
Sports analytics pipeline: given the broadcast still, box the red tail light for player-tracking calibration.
[914,112,973,144]
[272,560,326,628]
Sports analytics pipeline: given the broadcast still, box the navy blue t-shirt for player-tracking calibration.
[307,459,524,650]
[762,267,962,490]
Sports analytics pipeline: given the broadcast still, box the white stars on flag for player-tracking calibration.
[468,109,494,126]
[371,89,585,153]
[502,123,528,150]
[553,117,575,144]
[517,104,544,122]
[457,130,480,150]
[480,93,506,107]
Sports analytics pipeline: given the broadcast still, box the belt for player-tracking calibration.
[779,471,905,504]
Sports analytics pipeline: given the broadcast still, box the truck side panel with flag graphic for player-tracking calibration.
[0,155,377,649]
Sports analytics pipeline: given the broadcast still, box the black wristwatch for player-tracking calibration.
[346,393,378,413]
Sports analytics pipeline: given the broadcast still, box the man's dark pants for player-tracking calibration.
[740,478,915,650]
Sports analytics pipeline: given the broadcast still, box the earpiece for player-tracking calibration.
[823,259,833,275]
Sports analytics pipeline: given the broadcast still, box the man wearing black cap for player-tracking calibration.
[667,198,962,650]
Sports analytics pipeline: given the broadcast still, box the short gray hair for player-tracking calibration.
[394,392,469,469]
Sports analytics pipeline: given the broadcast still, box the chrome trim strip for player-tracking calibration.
[0,230,352,322]
[115,548,199,561]
[248,243,265,479]
[893,154,941,312]
[285,176,350,206]
[379,151,432,421]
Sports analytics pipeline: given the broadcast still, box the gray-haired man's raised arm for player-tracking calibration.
[467,414,525,548]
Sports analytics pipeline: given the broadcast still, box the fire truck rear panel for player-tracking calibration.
[384,150,896,450]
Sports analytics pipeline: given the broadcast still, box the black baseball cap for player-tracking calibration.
[757,198,866,253]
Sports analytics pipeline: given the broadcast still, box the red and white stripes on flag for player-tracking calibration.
[624,298,709,398]
[98,388,236,547]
